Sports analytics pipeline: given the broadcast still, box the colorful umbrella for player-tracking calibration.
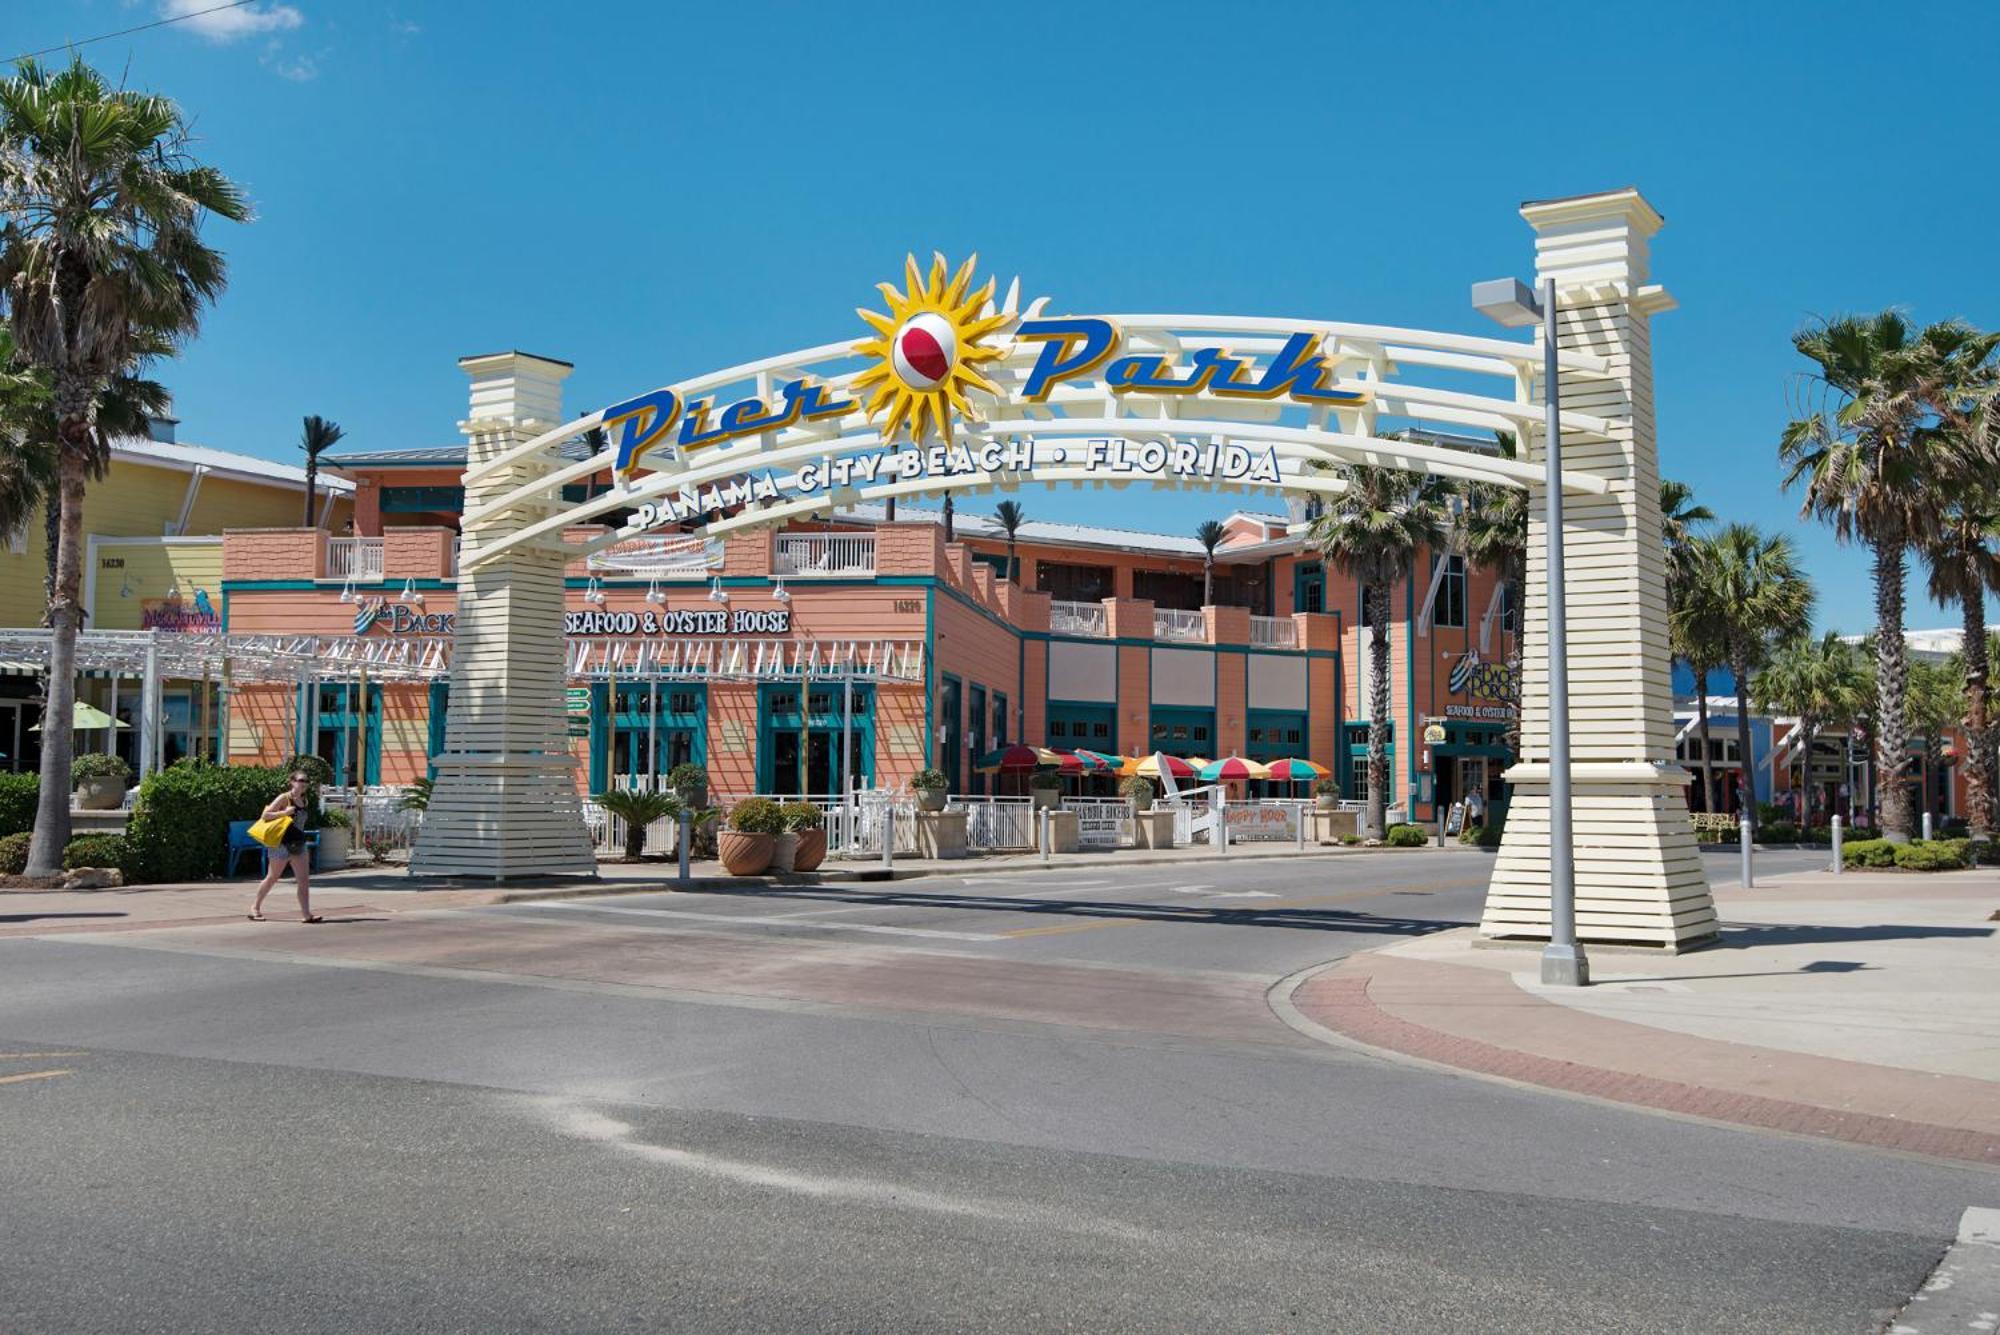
[1263,757,1330,782]
[1198,756,1271,782]
[1037,748,1085,775]
[1072,749,1125,773]
[1134,752,1198,780]
[977,744,1044,772]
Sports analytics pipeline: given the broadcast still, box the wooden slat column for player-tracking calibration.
[1482,190,1716,950]
[410,352,595,879]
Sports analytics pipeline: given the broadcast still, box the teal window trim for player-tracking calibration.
[380,485,466,514]
[939,673,963,792]
[1046,700,1116,749]
[1147,705,1216,754]
[311,682,382,785]
[426,681,450,780]
[1293,561,1325,615]
[601,682,708,789]
[756,682,875,796]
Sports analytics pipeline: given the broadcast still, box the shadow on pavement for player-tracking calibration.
[0,912,128,924]
[1720,921,1994,947]
[673,884,1472,936]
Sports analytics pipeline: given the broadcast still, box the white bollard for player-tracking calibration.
[677,810,691,885]
[1922,810,1934,841]
[1040,806,1051,865]
[881,808,894,872]
[1740,814,1754,888]
[1296,804,1307,852]
[1831,814,1843,876]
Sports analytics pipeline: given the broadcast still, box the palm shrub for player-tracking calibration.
[1308,464,1447,839]
[2,57,250,875]
[398,776,433,812]
[592,789,683,862]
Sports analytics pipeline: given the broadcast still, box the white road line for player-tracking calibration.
[511,900,1004,942]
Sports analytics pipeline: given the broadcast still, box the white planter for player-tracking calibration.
[771,832,799,872]
[315,827,351,868]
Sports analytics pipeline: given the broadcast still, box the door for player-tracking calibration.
[805,733,834,797]
[769,729,802,798]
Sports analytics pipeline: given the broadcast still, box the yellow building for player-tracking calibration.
[0,425,354,773]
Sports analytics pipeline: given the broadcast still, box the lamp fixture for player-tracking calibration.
[584,576,606,605]
[400,578,425,607]
[164,581,180,601]
[338,577,356,604]
[771,578,791,603]
[118,576,134,599]
[644,578,664,605]
[708,576,729,604]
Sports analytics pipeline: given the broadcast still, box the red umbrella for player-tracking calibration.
[978,744,1044,772]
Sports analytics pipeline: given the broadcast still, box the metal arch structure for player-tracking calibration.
[414,187,1718,958]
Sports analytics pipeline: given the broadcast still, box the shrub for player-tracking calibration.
[399,776,433,812]
[0,773,36,837]
[1027,770,1062,790]
[63,834,128,872]
[0,830,31,873]
[1803,825,1831,844]
[1846,825,1881,841]
[728,796,784,835]
[666,763,709,802]
[779,801,823,833]
[1841,838,1896,869]
[124,763,293,884]
[284,754,335,787]
[1312,776,1341,797]
[1760,821,1799,844]
[1118,775,1156,802]
[912,768,948,791]
[1972,840,2000,867]
[319,806,352,829]
[70,752,132,786]
[593,789,684,861]
[1893,840,1967,872]
[1339,832,1361,846]
[1755,802,1786,828]
[1386,823,1429,848]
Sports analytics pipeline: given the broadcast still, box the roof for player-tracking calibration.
[327,437,598,470]
[836,503,1223,558]
[109,436,353,493]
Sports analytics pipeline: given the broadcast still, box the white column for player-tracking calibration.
[410,352,595,878]
[1483,189,1717,951]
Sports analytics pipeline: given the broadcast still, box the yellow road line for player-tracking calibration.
[0,1069,72,1086]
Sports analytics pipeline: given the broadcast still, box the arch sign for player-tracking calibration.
[458,253,1613,572]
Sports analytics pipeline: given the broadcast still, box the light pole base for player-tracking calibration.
[1540,944,1590,987]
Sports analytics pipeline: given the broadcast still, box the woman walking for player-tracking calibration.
[250,770,321,923]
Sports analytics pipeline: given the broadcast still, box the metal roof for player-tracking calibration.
[110,437,354,493]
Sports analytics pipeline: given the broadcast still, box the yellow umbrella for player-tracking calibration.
[29,701,125,732]
[1134,753,1199,780]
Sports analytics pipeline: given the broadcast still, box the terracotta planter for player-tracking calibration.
[770,832,799,873]
[791,828,826,871]
[75,777,124,811]
[717,830,774,875]
[915,787,947,813]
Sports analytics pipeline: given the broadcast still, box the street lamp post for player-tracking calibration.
[1471,276,1588,987]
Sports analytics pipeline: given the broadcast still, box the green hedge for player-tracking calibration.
[0,773,37,838]
[1894,840,1968,872]
[1385,823,1429,848]
[63,834,129,872]
[1761,822,1800,844]
[0,830,30,874]
[1841,838,1896,868]
[124,762,293,884]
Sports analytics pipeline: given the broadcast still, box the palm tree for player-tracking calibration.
[1782,312,2000,840]
[1195,520,1227,605]
[0,329,58,555]
[993,499,1026,583]
[1753,632,1868,826]
[1918,487,2000,839]
[1687,525,1815,834]
[1455,435,1527,754]
[0,57,250,876]
[1308,465,1447,838]
[941,495,955,543]
[1906,656,1965,826]
[297,415,345,527]
[1659,478,1713,588]
[1659,479,1716,806]
[1669,572,1730,813]
[593,788,684,862]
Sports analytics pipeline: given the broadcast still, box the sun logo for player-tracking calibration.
[852,252,1009,444]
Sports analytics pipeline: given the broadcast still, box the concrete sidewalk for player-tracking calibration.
[0,841,1484,936]
[1280,867,2000,1165]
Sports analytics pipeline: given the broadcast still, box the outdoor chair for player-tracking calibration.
[226,820,320,876]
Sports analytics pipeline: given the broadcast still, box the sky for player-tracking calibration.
[16,0,2000,635]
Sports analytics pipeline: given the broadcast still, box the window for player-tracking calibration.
[993,694,1007,749]
[1048,702,1115,750]
[1295,563,1325,615]
[1036,561,1114,603]
[1429,554,1466,629]
[1134,569,1205,611]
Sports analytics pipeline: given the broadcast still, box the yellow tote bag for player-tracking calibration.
[247,814,292,848]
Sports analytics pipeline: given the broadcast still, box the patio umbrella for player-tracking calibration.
[1072,749,1125,773]
[1134,752,1198,780]
[1037,748,1085,775]
[1264,757,1330,782]
[977,743,1044,772]
[1198,756,1270,782]
[29,702,125,732]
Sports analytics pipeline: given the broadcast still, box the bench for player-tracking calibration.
[226,820,321,876]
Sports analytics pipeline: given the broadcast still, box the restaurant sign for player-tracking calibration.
[353,599,791,639]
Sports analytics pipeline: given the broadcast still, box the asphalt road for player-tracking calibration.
[0,846,1983,1333]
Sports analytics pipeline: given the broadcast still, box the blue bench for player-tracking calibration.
[226,820,321,876]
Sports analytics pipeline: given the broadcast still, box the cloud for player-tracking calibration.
[389,17,421,35]
[264,52,318,81]
[160,0,304,42]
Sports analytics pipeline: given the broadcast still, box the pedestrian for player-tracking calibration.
[1464,786,1486,827]
[249,770,321,923]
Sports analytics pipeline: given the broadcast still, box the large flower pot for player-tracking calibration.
[770,832,799,873]
[718,830,774,875]
[791,828,826,871]
[1030,787,1059,810]
[315,826,351,869]
[1315,795,1338,812]
[75,777,124,811]
[915,787,948,813]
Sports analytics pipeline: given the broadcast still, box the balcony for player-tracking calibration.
[1251,615,1297,648]
[776,533,875,577]
[1153,608,1206,643]
[326,537,384,582]
[1049,600,1108,637]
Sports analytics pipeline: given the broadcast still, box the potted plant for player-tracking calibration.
[315,806,353,868]
[71,753,132,811]
[1028,770,1062,810]
[1119,774,1156,812]
[1312,776,1341,812]
[667,763,710,811]
[776,801,825,872]
[719,797,783,874]
[592,789,684,862]
[912,767,949,813]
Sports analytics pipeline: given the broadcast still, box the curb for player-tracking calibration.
[1889,1207,2000,1333]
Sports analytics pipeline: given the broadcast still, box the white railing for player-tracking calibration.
[589,534,723,576]
[327,537,384,582]
[1154,608,1207,643]
[1251,615,1297,648]
[776,533,875,577]
[951,795,1037,850]
[1063,797,1135,848]
[1050,600,1108,637]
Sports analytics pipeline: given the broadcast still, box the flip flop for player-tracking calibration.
[302,915,324,924]
[246,912,265,922]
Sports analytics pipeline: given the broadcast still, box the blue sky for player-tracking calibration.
[20,1,2000,634]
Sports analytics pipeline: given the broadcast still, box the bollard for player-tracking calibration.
[881,808,894,872]
[1216,811,1229,856]
[1740,814,1753,888]
[1831,814,1843,876]
[1296,805,1307,852]
[677,810,691,885]
[1040,807,1051,865]
[1922,810,1933,841]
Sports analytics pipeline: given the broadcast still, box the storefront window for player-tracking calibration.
[1036,561,1114,603]
[759,683,871,798]
[967,684,987,795]
[1429,554,1466,629]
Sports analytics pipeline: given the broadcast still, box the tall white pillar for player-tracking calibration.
[410,352,595,878]
[1482,190,1717,950]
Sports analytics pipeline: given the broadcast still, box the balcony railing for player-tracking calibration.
[776,533,875,577]
[1251,615,1297,648]
[1049,600,1108,637]
[327,537,384,582]
[588,534,723,575]
[1154,608,1207,643]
